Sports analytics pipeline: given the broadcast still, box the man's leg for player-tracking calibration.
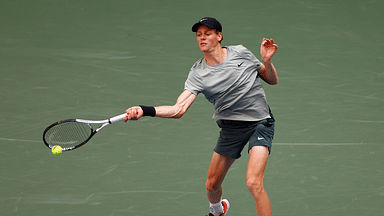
[206,152,235,204]
[246,146,272,216]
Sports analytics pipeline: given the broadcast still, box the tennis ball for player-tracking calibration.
[52,145,62,155]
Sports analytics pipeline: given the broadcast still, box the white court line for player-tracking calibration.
[0,138,372,146]
[275,143,366,146]
[344,120,384,123]
[0,138,41,143]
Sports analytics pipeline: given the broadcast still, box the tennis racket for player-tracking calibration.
[43,113,127,151]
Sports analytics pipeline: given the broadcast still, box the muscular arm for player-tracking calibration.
[258,38,279,85]
[155,90,196,118]
[124,90,196,121]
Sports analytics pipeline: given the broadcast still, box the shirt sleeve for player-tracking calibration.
[239,45,263,71]
[184,66,203,95]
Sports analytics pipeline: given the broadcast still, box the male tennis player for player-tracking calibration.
[124,17,278,216]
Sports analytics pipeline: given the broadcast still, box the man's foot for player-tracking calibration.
[221,199,230,216]
[206,199,230,216]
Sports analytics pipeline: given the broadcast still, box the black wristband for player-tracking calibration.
[139,105,156,117]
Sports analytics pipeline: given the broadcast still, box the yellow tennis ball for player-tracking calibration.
[52,145,62,155]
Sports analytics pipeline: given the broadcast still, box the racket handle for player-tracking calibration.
[109,113,127,124]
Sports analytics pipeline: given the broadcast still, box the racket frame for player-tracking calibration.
[43,113,127,151]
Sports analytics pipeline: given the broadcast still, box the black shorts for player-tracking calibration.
[214,116,275,159]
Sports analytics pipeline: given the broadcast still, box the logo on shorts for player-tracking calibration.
[258,137,264,140]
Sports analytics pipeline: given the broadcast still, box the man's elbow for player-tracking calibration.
[172,114,183,119]
[265,76,278,85]
[171,105,188,119]
[269,77,278,85]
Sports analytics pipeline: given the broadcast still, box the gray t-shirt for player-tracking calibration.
[184,45,271,121]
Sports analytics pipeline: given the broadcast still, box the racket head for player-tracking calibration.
[43,119,94,151]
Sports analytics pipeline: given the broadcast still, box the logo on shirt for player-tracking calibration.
[238,62,244,67]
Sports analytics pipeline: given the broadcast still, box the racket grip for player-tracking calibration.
[109,113,127,124]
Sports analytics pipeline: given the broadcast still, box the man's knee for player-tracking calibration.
[246,177,265,196]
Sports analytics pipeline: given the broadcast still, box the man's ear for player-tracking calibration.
[218,32,223,42]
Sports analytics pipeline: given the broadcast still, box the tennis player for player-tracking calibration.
[124,17,278,216]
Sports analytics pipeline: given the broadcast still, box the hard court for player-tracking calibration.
[1,0,383,215]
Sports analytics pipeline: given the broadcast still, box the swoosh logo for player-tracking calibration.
[238,62,244,67]
[258,137,264,140]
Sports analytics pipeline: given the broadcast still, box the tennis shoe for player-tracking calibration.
[206,199,230,216]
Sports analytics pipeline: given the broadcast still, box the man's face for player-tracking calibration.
[196,25,222,53]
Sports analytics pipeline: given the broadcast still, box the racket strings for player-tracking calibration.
[44,121,92,150]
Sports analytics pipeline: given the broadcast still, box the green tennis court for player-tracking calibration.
[1,0,383,215]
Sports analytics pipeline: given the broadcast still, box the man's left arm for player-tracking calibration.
[258,38,278,85]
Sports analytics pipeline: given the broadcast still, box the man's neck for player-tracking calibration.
[204,46,227,65]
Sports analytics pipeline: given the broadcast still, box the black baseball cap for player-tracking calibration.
[192,17,222,32]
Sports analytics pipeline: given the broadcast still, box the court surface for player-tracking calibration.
[1,0,383,215]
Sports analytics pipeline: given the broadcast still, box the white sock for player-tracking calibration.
[209,200,223,216]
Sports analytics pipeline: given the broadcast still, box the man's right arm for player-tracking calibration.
[124,90,196,121]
